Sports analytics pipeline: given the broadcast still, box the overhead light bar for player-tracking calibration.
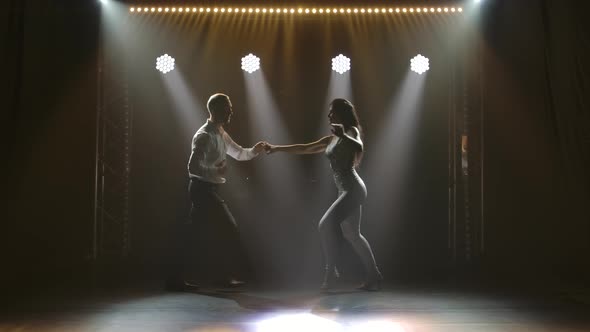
[129,6,464,15]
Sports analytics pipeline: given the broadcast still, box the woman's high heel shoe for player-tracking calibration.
[358,272,383,291]
[320,266,340,291]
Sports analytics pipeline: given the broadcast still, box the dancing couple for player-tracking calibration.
[167,93,382,292]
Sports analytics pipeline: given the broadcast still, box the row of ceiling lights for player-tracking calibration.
[130,7,463,14]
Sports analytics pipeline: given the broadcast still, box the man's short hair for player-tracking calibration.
[207,93,230,116]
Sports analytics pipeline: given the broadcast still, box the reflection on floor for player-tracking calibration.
[2,283,590,331]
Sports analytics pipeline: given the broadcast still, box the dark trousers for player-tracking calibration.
[168,178,249,283]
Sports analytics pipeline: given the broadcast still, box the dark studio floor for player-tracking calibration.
[2,280,590,332]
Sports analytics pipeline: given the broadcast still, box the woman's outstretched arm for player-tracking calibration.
[267,136,332,155]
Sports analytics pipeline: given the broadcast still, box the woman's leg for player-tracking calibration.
[318,192,356,286]
[340,205,381,281]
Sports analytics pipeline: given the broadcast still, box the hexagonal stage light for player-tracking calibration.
[410,54,430,75]
[241,53,261,73]
[332,54,351,74]
[156,54,175,74]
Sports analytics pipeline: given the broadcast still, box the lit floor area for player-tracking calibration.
[2,284,590,331]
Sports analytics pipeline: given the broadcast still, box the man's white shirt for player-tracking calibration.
[187,120,258,184]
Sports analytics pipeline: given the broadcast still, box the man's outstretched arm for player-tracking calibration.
[224,132,266,161]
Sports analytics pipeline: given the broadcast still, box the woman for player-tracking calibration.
[266,98,382,291]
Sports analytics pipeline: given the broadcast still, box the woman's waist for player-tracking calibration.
[332,169,364,186]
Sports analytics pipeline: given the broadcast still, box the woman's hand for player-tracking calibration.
[330,123,345,137]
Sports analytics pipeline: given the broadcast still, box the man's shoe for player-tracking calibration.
[165,279,200,292]
[183,280,200,291]
[216,278,246,288]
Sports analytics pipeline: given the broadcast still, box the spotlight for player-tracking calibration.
[241,53,261,73]
[257,314,341,332]
[156,54,175,74]
[332,54,351,74]
[410,54,430,75]
[99,0,107,4]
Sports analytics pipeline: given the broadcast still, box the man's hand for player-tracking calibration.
[253,141,269,155]
[215,159,227,175]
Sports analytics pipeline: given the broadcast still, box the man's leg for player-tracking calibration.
[189,180,220,284]
[210,189,250,286]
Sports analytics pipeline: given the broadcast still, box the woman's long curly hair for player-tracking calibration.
[330,98,364,166]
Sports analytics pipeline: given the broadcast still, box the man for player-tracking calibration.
[167,93,267,291]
